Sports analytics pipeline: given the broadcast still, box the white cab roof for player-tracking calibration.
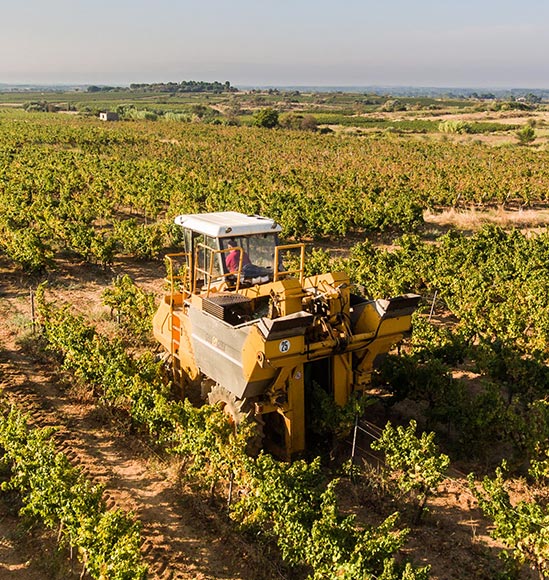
[174,212,282,238]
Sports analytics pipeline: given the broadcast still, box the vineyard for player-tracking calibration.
[2,108,549,270]
[0,97,548,579]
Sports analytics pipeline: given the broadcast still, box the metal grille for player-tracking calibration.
[202,293,252,323]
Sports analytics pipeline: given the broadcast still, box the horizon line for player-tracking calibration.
[2,82,549,91]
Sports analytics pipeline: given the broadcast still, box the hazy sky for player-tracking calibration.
[2,0,549,88]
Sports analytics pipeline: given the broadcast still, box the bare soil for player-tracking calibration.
[0,256,537,579]
[0,258,279,580]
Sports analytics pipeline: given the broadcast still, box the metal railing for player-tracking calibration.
[164,252,192,303]
[193,244,242,296]
[274,243,306,284]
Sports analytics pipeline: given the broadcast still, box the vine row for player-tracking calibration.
[35,286,430,579]
[0,402,147,579]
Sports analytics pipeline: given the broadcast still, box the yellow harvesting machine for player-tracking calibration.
[153,212,419,458]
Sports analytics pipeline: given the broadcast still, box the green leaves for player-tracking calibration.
[37,290,178,440]
[233,456,429,579]
[372,420,449,523]
[102,274,156,339]
[36,294,429,578]
[469,464,549,578]
[516,124,536,145]
[0,405,147,579]
[253,108,279,128]
[3,111,549,272]
[83,510,147,580]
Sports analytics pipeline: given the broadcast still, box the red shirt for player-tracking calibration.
[226,248,251,272]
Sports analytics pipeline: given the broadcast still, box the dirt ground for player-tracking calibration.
[0,256,537,579]
[0,258,281,580]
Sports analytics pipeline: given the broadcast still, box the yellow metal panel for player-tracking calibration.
[353,302,381,334]
[377,317,409,336]
[241,326,278,383]
[152,300,173,353]
[178,314,201,381]
[267,278,305,316]
[284,365,306,456]
[264,335,305,359]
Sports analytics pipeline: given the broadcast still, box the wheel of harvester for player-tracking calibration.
[207,384,264,455]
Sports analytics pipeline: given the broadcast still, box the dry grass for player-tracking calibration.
[424,207,549,232]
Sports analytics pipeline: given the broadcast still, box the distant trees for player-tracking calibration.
[524,92,542,104]
[379,99,407,112]
[471,92,496,100]
[190,104,220,120]
[128,80,237,93]
[86,85,121,92]
[23,101,60,113]
[253,108,279,128]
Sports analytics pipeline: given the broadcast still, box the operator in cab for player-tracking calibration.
[225,239,251,273]
[225,238,271,282]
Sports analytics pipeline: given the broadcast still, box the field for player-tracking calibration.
[0,88,548,579]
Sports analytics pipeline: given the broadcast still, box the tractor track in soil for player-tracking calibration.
[0,259,280,580]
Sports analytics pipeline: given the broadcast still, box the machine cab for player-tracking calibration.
[173,211,288,292]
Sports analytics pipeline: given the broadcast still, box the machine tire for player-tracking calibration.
[207,384,264,455]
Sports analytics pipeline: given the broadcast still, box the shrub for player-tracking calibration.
[253,108,279,128]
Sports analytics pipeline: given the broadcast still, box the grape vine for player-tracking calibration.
[0,403,147,579]
[35,288,430,578]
